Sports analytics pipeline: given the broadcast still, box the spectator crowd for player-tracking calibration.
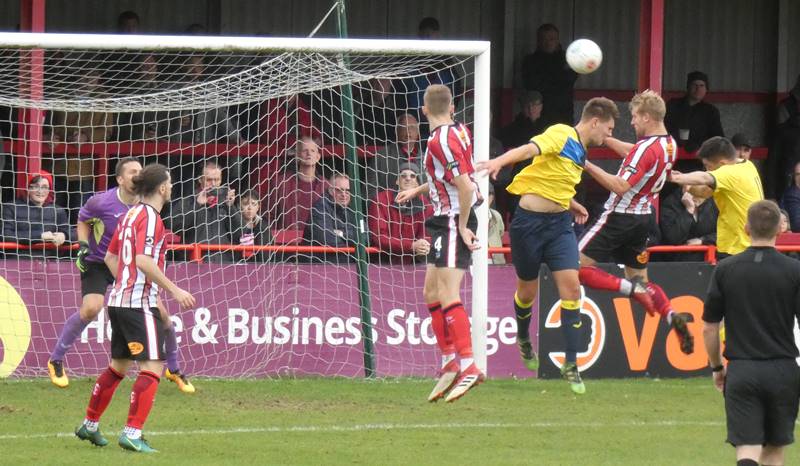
[2,12,800,264]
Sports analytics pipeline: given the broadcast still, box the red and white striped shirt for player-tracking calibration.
[107,203,167,311]
[424,122,479,216]
[604,135,677,214]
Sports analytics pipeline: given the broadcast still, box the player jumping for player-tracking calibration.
[47,157,195,393]
[669,136,764,260]
[579,90,694,354]
[396,84,484,403]
[479,97,618,394]
[75,164,195,453]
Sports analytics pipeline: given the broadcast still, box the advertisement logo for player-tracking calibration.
[544,287,606,372]
[0,275,31,378]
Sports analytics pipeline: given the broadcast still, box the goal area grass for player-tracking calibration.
[3,376,795,465]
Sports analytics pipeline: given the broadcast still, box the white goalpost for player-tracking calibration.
[0,32,491,379]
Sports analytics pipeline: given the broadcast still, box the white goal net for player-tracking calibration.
[0,33,490,379]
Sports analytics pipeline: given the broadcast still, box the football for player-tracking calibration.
[566,39,603,74]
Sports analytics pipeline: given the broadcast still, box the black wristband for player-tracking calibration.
[711,365,724,372]
[78,240,90,249]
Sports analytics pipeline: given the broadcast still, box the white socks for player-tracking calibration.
[123,426,142,439]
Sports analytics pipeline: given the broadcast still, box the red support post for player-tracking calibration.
[15,0,46,193]
[637,0,664,93]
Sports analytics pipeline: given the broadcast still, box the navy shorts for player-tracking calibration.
[509,208,579,281]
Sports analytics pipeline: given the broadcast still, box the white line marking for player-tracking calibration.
[0,420,725,441]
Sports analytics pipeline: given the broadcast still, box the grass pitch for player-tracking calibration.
[1,376,796,465]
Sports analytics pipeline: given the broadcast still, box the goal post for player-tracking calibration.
[0,32,491,378]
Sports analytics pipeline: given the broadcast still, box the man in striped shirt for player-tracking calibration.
[579,90,693,354]
[47,157,195,394]
[396,84,484,403]
[75,164,195,453]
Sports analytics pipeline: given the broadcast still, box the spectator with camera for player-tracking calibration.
[166,161,238,262]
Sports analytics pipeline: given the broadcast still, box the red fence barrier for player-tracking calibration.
[4,242,800,265]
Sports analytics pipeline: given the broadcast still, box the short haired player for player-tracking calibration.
[396,84,484,403]
[74,164,195,453]
[669,136,764,260]
[47,157,195,393]
[579,90,694,354]
[479,97,618,394]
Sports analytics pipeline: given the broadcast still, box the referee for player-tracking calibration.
[704,200,800,466]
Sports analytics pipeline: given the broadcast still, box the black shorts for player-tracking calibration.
[725,359,800,447]
[578,212,650,269]
[108,306,166,361]
[425,211,478,270]
[81,261,114,297]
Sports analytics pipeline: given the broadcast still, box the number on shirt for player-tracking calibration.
[651,163,673,194]
[121,226,133,265]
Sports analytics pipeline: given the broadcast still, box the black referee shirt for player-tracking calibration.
[704,246,800,360]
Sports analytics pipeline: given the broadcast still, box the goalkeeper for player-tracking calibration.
[48,157,195,393]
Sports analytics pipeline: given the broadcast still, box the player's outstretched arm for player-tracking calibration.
[669,170,715,199]
[453,175,480,251]
[396,183,429,203]
[604,137,634,158]
[584,161,631,195]
[476,142,540,180]
[669,170,715,188]
[136,254,196,310]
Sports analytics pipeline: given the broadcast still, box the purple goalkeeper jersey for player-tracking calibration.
[78,188,135,263]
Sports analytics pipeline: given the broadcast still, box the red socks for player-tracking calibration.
[428,302,455,355]
[86,366,124,422]
[126,370,161,429]
[442,302,473,359]
[579,266,623,292]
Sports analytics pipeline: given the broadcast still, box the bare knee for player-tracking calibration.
[79,295,104,321]
[516,280,538,304]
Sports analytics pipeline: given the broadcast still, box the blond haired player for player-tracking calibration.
[397,84,484,402]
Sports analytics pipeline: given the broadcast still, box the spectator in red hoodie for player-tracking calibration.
[368,162,432,263]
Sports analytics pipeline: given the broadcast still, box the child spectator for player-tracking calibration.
[233,190,272,262]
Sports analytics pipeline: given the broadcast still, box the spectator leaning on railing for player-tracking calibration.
[1,171,74,255]
[367,162,431,263]
[304,172,362,252]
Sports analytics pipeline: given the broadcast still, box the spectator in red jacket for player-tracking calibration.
[262,136,326,231]
[368,162,432,263]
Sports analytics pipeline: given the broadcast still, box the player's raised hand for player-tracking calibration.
[459,226,480,251]
[225,188,236,206]
[172,287,196,310]
[476,159,502,181]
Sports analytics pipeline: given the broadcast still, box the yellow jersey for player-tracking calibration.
[506,124,586,209]
[710,160,764,255]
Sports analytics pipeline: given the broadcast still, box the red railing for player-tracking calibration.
[4,242,800,265]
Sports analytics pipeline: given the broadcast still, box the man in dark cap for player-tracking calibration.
[731,132,753,161]
[665,71,724,156]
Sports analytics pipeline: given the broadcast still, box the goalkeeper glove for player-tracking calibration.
[75,241,90,272]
